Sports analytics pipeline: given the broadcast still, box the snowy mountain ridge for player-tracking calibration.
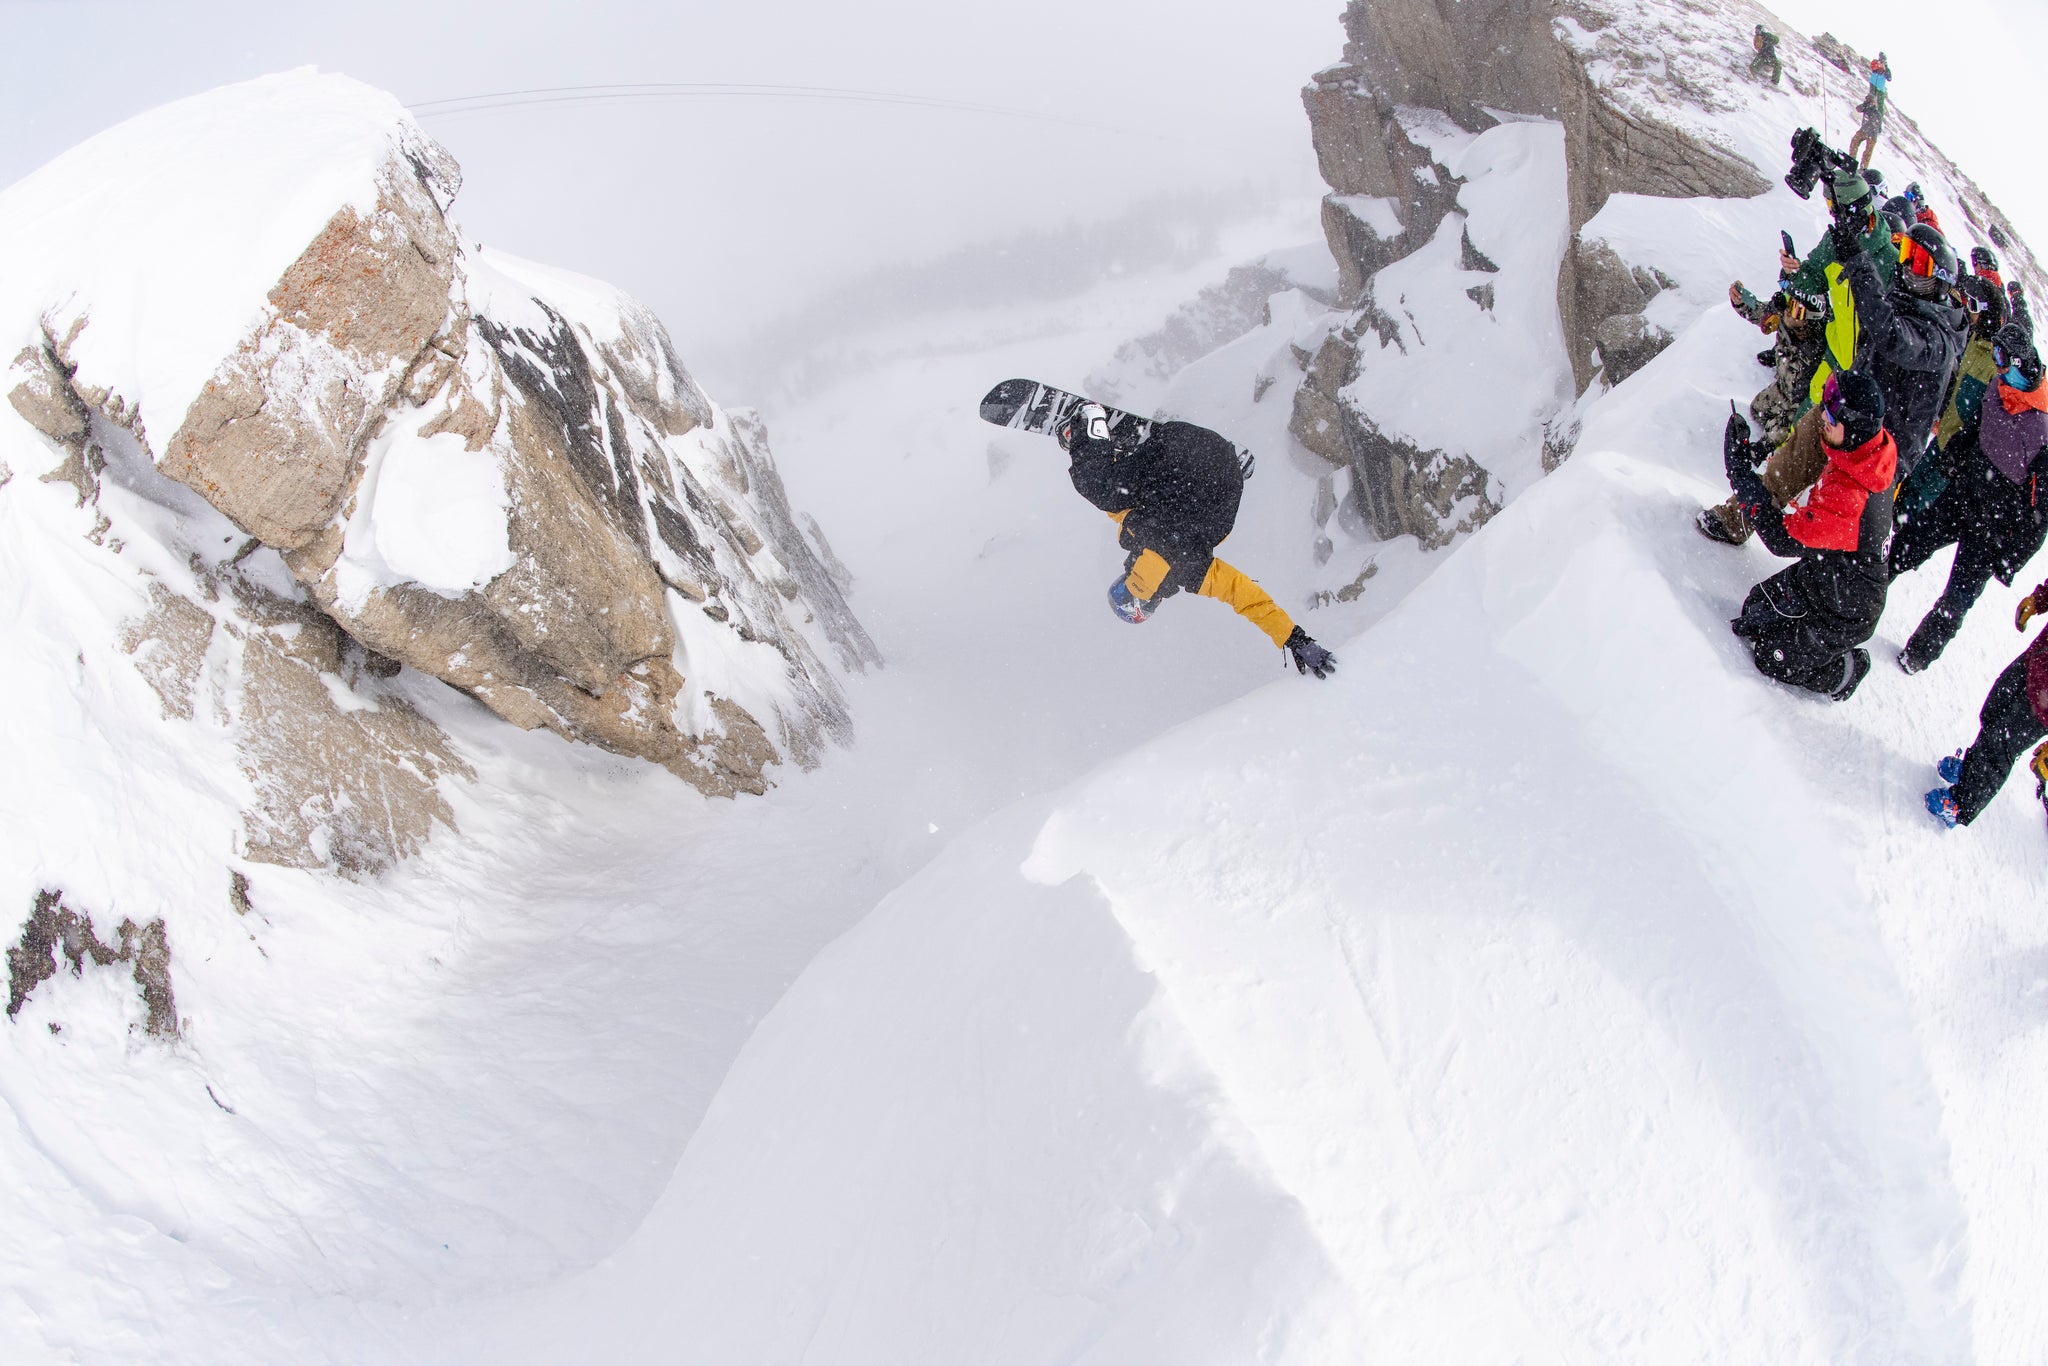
[5,13,2048,1366]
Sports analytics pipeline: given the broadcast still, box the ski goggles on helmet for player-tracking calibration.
[1897,235,1955,283]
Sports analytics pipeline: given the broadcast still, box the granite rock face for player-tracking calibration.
[1290,0,1774,545]
[7,89,876,815]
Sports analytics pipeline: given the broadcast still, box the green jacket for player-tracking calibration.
[1791,222,1896,407]
[1936,334,2000,452]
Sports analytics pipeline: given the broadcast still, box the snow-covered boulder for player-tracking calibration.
[1,70,875,813]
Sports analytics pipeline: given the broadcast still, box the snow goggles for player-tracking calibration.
[1896,235,1954,283]
[1820,373,1849,425]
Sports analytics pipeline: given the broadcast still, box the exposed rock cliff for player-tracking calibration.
[1288,0,2043,550]
[1,71,875,862]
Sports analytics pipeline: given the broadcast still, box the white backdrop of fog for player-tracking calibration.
[0,0,2039,402]
[0,0,1336,400]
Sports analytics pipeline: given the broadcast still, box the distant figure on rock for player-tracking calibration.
[1724,371,1896,701]
[1750,25,1782,85]
[1891,326,2048,673]
[1058,403,1336,679]
[1847,58,1888,170]
[1924,583,2048,829]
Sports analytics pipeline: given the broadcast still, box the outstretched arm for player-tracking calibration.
[1196,557,1296,648]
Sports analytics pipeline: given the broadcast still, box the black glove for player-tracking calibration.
[1283,626,1337,680]
[1827,211,1865,262]
[1723,408,1761,484]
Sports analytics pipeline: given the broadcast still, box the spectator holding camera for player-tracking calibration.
[1833,191,1968,478]
[1698,170,1897,545]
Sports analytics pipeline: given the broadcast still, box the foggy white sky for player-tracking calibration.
[0,0,1337,398]
[0,1,2038,401]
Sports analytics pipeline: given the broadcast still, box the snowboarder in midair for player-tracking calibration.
[1058,402,1337,678]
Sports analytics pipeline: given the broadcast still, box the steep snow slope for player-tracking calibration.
[425,301,2045,1366]
[10,32,2048,1366]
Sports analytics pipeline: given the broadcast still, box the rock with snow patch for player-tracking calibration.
[0,71,876,812]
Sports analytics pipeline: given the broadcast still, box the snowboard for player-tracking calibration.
[978,379,1152,446]
[978,378,1257,479]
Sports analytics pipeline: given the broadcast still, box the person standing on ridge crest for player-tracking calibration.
[1058,402,1336,679]
[1750,24,1782,85]
[1724,370,1897,701]
[1890,326,2048,674]
[1848,57,1888,171]
[1833,199,1966,480]
[1924,580,2048,829]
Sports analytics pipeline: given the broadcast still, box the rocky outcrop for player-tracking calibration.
[1573,237,1675,384]
[1291,0,1774,543]
[7,889,177,1039]
[7,77,875,814]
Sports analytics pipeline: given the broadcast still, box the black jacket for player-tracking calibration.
[1069,419,1245,562]
[1730,443,1896,688]
[1843,250,1968,474]
[1933,431,2048,584]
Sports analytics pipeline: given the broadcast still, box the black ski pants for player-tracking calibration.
[1954,655,2048,824]
[1891,493,1996,666]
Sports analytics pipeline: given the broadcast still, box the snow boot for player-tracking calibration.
[1897,624,1948,675]
[1925,786,1961,828]
[1695,506,1746,545]
[1830,647,1872,701]
[1937,750,1965,785]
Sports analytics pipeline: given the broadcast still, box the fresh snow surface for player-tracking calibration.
[1340,117,1575,501]
[0,70,423,453]
[416,280,2048,1366]
[6,48,2048,1366]
[335,404,515,607]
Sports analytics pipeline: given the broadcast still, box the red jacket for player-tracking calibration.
[1784,428,1898,552]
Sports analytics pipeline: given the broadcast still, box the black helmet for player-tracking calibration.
[1993,324,2044,388]
[1899,223,1959,297]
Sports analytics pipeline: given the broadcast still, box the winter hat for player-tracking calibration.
[1827,370,1886,449]
[1828,168,1874,215]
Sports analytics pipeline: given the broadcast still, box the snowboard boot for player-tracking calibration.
[1830,647,1872,701]
[1897,631,1944,675]
[1924,786,1961,828]
[1695,506,1747,545]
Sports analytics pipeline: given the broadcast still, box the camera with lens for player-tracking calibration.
[1784,127,1859,204]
